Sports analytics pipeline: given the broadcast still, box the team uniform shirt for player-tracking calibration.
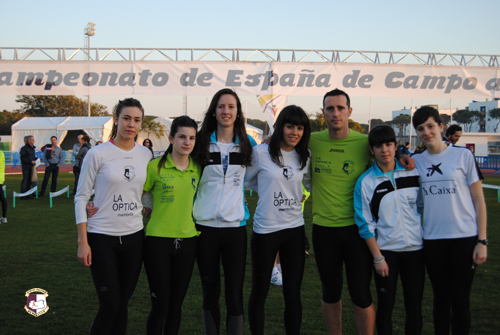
[74,141,152,236]
[246,144,310,234]
[305,129,372,227]
[143,154,201,238]
[354,159,423,251]
[413,145,481,240]
[193,132,257,228]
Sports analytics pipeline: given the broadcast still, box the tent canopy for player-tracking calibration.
[11,116,113,151]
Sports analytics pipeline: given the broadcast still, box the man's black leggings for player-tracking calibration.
[144,236,197,335]
[87,230,144,335]
[423,236,477,335]
[248,226,305,335]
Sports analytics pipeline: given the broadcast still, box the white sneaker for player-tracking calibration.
[0,217,6,223]
[271,270,283,286]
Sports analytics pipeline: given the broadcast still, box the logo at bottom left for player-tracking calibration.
[24,288,49,317]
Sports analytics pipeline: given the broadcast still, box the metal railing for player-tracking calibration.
[0,47,498,67]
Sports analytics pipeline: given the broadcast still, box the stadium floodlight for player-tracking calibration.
[84,22,95,116]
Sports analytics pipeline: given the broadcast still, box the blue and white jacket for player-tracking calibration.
[193,132,257,228]
[354,159,423,251]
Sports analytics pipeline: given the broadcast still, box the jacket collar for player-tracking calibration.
[210,131,240,145]
[371,158,405,177]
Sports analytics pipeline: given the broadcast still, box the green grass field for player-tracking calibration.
[0,173,499,334]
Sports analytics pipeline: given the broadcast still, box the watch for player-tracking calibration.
[477,239,488,246]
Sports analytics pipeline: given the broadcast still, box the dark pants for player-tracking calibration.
[21,165,33,198]
[144,236,197,335]
[424,237,477,335]
[73,165,80,194]
[0,184,7,217]
[87,230,144,335]
[40,165,59,195]
[248,226,305,335]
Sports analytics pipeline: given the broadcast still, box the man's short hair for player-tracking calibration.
[405,142,409,146]
[412,106,442,129]
[323,88,351,109]
[51,136,57,140]
[82,135,91,143]
[446,124,462,137]
[368,125,396,147]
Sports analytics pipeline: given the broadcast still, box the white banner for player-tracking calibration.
[0,61,498,98]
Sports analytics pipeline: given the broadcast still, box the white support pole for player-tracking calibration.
[368,97,373,132]
[409,98,414,149]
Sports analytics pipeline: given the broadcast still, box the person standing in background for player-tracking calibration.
[39,136,64,197]
[20,135,36,200]
[71,134,83,196]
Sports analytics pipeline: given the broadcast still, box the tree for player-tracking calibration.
[360,124,369,134]
[0,110,24,135]
[15,95,109,117]
[369,118,386,129]
[452,109,474,131]
[489,108,500,132]
[142,116,166,139]
[440,114,451,127]
[309,112,327,133]
[348,119,365,133]
[392,114,411,138]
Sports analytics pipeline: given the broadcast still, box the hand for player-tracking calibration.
[374,260,389,277]
[301,194,306,203]
[143,207,152,219]
[86,202,99,218]
[77,243,92,266]
[262,136,271,145]
[244,195,248,206]
[473,243,487,265]
[398,155,415,170]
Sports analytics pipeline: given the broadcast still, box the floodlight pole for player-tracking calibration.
[84,22,96,117]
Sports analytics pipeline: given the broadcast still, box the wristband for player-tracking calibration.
[373,256,385,264]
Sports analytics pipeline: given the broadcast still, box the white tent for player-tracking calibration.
[245,124,264,144]
[11,116,113,151]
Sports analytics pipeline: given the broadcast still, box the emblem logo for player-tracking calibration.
[24,288,49,317]
[426,163,443,177]
[282,166,294,180]
[342,160,355,175]
[123,165,136,182]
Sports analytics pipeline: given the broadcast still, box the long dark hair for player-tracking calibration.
[109,98,145,140]
[269,105,311,170]
[157,116,199,173]
[195,88,252,167]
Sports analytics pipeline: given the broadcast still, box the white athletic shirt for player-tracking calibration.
[74,141,152,236]
[413,145,481,240]
[245,144,310,234]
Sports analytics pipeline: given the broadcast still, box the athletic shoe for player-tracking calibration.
[0,217,6,223]
[271,270,283,286]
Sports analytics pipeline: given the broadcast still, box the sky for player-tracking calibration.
[1,0,499,124]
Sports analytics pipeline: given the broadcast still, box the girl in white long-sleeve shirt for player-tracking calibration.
[75,98,152,335]
[246,105,311,335]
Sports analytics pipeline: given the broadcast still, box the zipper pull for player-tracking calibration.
[224,176,226,184]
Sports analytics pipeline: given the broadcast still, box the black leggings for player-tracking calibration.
[312,224,373,307]
[424,236,477,335]
[248,226,305,335]
[375,249,425,335]
[87,230,144,335]
[196,225,247,333]
[0,184,7,217]
[144,236,197,335]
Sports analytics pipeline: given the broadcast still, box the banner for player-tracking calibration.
[0,61,498,99]
[257,95,288,135]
